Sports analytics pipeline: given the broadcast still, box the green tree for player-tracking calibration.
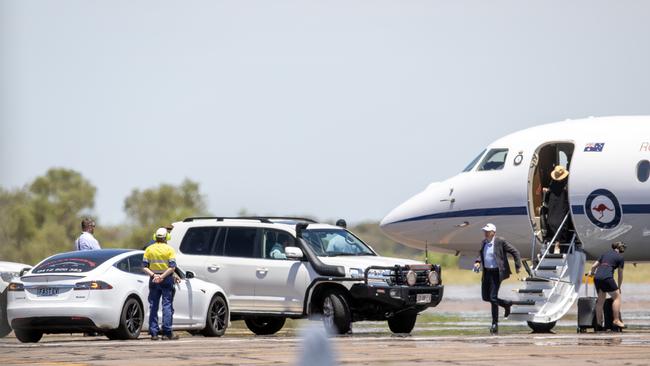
[123,179,208,247]
[0,188,36,262]
[29,168,96,239]
[0,168,97,264]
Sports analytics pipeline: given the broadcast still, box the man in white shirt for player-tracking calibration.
[473,223,521,335]
[74,218,101,251]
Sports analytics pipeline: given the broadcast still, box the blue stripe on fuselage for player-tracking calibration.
[391,204,650,226]
[389,206,528,224]
[573,204,650,215]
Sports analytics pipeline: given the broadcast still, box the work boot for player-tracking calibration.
[150,334,160,341]
[490,323,498,335]
[161,333,179,340]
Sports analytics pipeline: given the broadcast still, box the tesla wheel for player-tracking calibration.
[387,310,418,334]
[107,298,143,340]
[202,295,228,337]
[321,292,351,335]
[14,328,43,343]
[527,321,556,333]
[244,317,286,335]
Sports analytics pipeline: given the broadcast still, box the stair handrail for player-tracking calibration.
[534,212,570,273]
[534,232,579,320]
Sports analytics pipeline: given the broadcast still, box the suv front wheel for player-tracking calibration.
[322,292,351,335]
[244,316,286,335]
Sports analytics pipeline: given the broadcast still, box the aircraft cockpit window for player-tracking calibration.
[638,160,650,182]
[478,148,509,171]
[462,149,486,172]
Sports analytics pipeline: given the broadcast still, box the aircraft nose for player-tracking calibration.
[380,183,441,243]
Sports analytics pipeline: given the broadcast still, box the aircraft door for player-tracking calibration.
[527,142,575,248]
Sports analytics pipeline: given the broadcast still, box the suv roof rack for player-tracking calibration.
[182,216,318,223]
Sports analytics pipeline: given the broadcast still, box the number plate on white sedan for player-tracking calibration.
[37,287,59,297]
[416,293,431,303]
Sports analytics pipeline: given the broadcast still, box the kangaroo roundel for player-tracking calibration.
[584,189,621,229]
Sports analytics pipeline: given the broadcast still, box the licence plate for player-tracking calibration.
[37,287,59,297]
[416,293,431,304]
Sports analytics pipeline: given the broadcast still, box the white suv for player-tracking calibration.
[168,217,443,335]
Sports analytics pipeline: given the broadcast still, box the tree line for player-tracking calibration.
[0,168,457,267]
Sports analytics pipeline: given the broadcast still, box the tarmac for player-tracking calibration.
[2,284,650,365]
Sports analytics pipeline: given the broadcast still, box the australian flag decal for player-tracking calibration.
[584,143,605,152]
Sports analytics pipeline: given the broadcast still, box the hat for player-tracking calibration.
[481,223,496,232]
[550,165,569,181]
[155,227,168,238]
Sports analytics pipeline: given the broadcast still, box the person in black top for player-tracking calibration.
[543,165,571,249]
[588,241,626,329]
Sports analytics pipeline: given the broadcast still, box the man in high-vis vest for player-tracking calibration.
[143,227,178,340]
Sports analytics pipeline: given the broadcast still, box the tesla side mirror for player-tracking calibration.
[285,247,304,259]
[185,271,195,279]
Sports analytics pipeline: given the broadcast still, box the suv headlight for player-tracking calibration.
[1,272,19,283]
[367,269,395,284]
[405,270,417,286]
[349,268,363,278]
[428,270,440,286]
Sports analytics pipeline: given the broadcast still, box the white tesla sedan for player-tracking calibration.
[7,249,229,343]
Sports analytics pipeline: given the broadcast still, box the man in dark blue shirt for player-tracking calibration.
[588,241,626,329]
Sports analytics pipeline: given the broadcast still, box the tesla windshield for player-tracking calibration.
[32,249,131,274]
[301,229,374,256]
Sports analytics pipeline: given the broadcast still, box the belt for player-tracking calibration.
[484,267,499,271]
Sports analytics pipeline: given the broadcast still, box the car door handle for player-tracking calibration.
[256,268,268,273]
[207,265,220,272]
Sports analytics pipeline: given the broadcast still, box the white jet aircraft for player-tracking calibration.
[380,116,650,331]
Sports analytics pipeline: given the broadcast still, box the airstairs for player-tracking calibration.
[508,214,585,328]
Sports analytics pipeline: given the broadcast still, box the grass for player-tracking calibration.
[440,262,650,285]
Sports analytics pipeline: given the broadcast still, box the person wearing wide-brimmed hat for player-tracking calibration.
[544,165,571,247]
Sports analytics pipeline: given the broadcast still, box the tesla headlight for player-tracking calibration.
[349,268,363,278]
[428,270,440,286]
[405,270,417,286]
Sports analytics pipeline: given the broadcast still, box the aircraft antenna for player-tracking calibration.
[425,240,429,264]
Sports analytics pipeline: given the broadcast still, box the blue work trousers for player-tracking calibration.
[148,276,174,336]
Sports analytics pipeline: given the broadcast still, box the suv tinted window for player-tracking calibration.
[223,227,258,258]
[180,227,220,255]
[262,229,294,259]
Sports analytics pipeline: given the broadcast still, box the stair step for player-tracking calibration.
[537,266,559,271]
[509,310,532,315]
[517,288,544,294]
[525,277,550,282]
[544,253,565,259]
[511,300,536,306]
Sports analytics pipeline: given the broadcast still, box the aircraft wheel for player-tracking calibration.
[527,321,556,333]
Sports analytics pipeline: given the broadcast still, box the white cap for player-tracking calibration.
[481,223,496,232]
[155,227,168,238]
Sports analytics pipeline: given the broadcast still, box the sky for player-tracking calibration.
[2,1,650,226]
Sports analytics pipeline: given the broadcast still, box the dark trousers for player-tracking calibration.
[149,276,174,336]
[481,268,511,324]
